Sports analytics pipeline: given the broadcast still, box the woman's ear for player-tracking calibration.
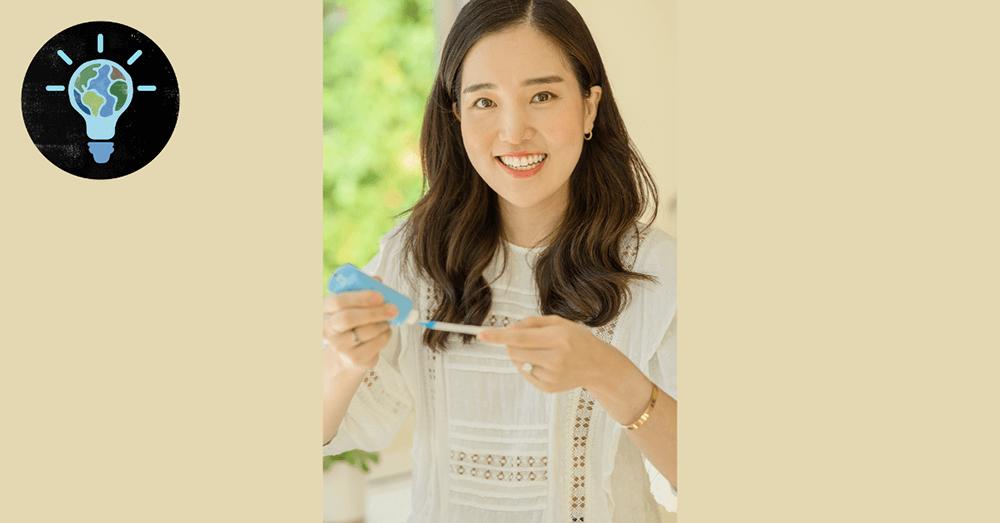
[452,102,461,122]
[583,85,602,133]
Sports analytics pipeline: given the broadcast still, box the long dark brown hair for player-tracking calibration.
[402,0,659,352]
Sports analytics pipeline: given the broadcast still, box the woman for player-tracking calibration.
[322,0,676,520]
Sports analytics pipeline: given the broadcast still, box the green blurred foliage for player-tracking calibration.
[322,0,433,471]
[323,449,380,473]
[323,0,434,279]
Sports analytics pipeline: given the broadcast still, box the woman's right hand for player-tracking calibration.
[323,288,398,371]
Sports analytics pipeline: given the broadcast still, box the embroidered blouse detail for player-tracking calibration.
[324,225,676,522]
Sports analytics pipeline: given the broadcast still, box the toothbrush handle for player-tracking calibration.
[423,321,485,336]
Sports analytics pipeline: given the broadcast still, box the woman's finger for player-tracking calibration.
[513,359,555,390]
[326,304,398,333]
[479,328,537,346]
[480,326,555,347]
[507,346,554,366]
[340,329,392,369]
[324,291,383,313]
[328,321,390,349]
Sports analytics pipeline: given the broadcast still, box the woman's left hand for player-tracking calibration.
[478,315,616,393]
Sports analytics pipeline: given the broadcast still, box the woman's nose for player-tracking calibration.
[498,107,532,144]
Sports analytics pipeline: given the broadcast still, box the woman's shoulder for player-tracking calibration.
[373,219,421,270]
[630,224,676,277]
[626,224,677,322]
[376,219,409,248]
[365,220,413,283]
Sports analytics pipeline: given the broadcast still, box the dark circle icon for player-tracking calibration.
[21,21,180,180]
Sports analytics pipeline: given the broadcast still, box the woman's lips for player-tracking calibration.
[495,156,546,178]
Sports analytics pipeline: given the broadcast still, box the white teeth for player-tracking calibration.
[498,154,546,170]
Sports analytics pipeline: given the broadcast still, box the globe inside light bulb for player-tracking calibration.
[68,59,133,163]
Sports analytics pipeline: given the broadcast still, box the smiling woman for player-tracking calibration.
[323,1,676,521]
[454,26,598,221]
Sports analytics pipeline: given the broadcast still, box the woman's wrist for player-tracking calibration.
[321,350,370,444]
[587,344,654,426]
[323,348,368,388]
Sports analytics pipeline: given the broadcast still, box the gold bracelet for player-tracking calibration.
[624,384,659,431]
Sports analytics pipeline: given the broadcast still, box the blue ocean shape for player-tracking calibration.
[72,89,91,115]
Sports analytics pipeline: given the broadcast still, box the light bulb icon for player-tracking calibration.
[68,58,133,163]
[40,31,160,166]
[24,22,177,179]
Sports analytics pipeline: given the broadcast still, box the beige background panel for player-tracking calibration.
[0,3,320,522]
[4,1,1000,522]
[677,1,1000,522]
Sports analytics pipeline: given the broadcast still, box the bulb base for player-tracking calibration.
[84,116,118,140]
[87,142,115,164]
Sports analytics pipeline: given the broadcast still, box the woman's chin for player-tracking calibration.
[494,186,565,211]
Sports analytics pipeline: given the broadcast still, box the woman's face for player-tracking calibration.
[456,24,601,213]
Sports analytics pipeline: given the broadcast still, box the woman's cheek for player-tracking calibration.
[461,121,494,160]
[459,131,482,168]
[549,128,584,171]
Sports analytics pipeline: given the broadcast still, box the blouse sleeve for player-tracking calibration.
[637,229,678,501]
[323,225,415,456]
[647,314,677,401]
[646,314,678,502]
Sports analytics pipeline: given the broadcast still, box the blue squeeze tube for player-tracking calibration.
[327,263,418,326]
[327,263,489,337]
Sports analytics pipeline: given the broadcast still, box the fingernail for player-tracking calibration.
[370,292,383,304]
[384,305,398,316]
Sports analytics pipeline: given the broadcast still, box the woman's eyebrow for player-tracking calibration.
[523,75,564,86]
[461,75,565,94]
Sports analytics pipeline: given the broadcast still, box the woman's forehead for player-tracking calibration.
[460,24,574,90]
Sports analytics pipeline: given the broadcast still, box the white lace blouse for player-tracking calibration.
[324,224,677,522]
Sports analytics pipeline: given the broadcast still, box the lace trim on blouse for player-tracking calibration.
[570,225,646,522]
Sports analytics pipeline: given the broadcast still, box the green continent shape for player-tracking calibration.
[109,81,129,110]
[82,90,106,116]
[74,64,101,92]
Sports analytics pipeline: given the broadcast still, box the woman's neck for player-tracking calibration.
[499,190,568,248]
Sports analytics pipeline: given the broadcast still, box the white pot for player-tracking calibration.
[323,461,367,523]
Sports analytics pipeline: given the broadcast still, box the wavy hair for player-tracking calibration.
[402,0,659,351]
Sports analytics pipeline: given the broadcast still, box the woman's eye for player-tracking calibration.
[473,98,495,109]
[531,91,556,103]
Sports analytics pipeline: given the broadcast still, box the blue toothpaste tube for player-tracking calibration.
[326,263,488,337]
[327,263,419,326]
